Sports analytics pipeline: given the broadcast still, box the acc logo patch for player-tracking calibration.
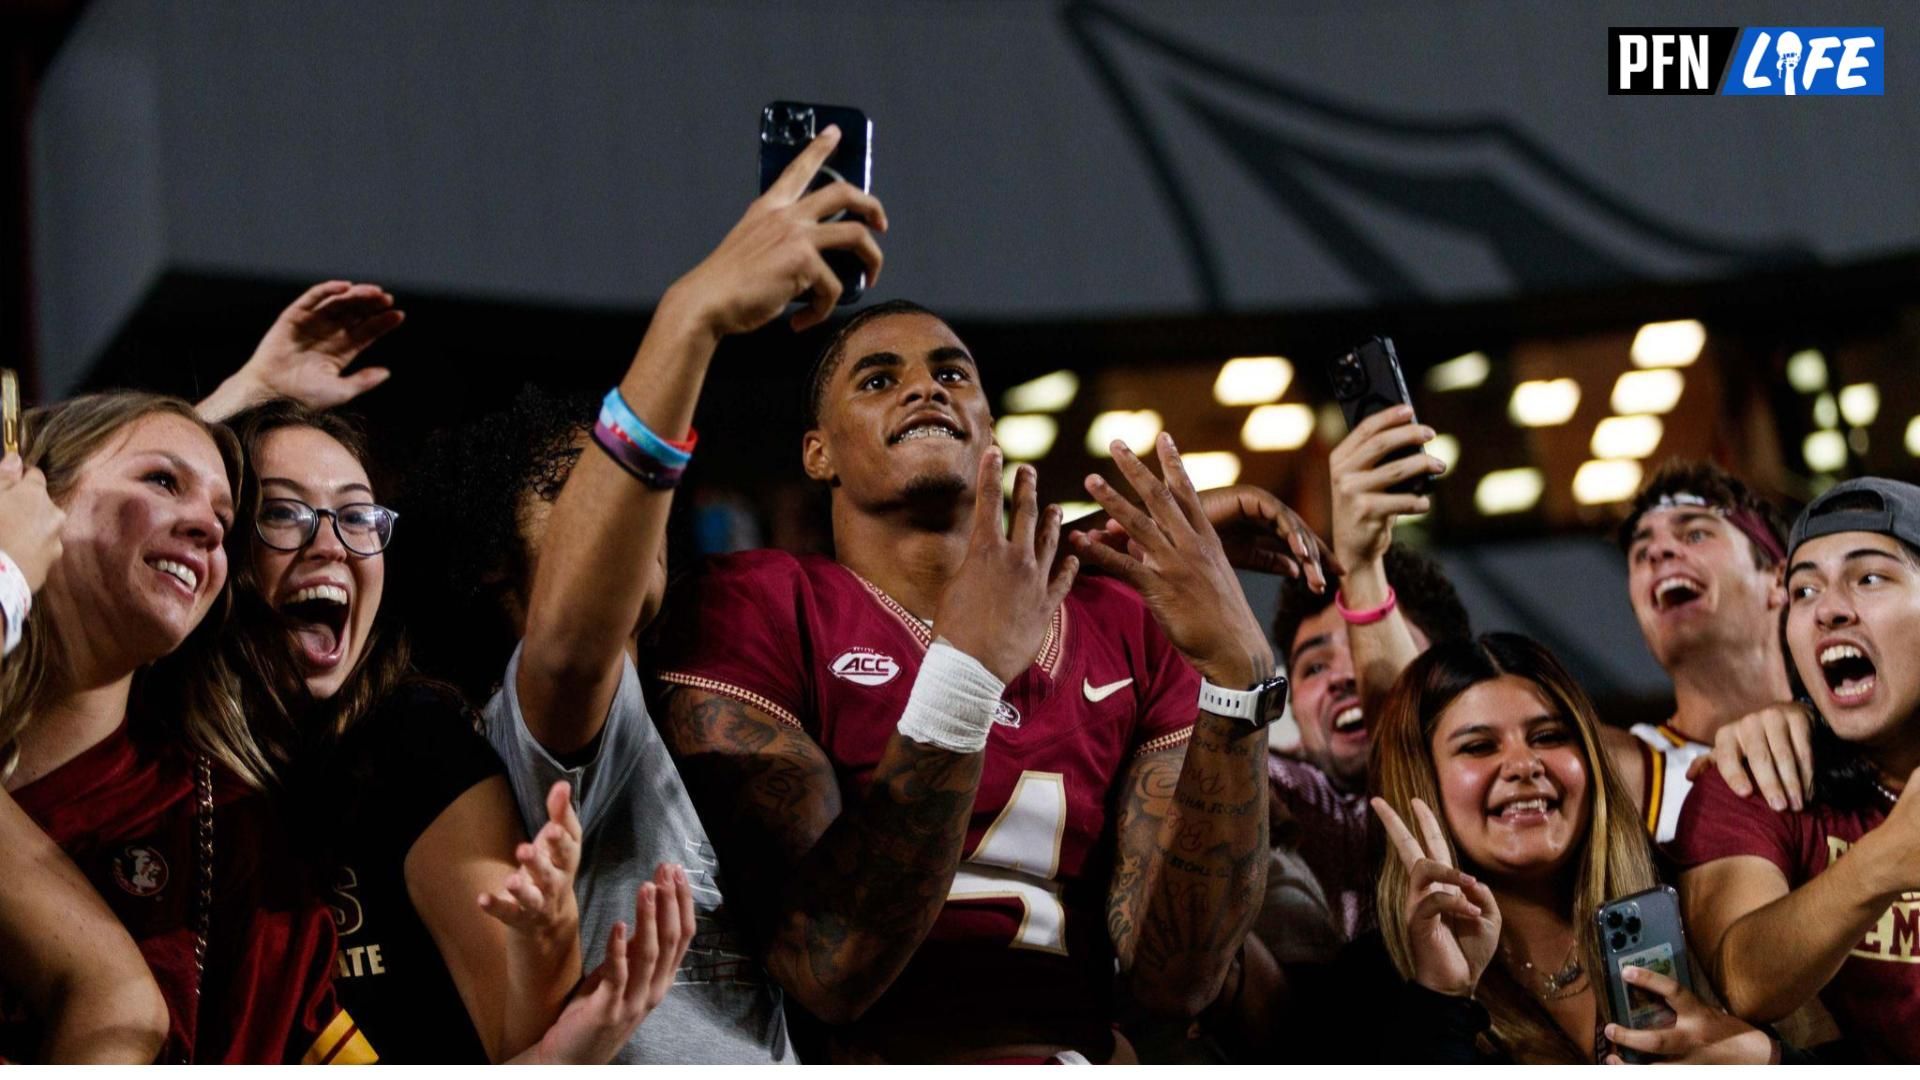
[830,647,900,686]
[111,845,169,897]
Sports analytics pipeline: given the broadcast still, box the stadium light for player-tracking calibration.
[1427,434,1460,472]
[1475,468,1544,515]
[1573,459,1643,505]
[1425,352,1490,392]
[1182,451,1242,490]
[1212,356,1293,405]
[1003,370,1079,414]
[1241,404,1316,451]
[1086,410,1162,456]
[1905,417,1920,457]
[1786,350,1827,394]
[1630,320,1706,368]
[1610,370,1684,415]
[1508,379,1581,427]
[1804,430,1847,472]
[994,415,1057,461]
[1814,393,1838,430]
[1590,415,1663,459]
[1839,383,1880,428]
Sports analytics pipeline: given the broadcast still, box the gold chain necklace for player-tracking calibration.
[1504,938,1586,1000]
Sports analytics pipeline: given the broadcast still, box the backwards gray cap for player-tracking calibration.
[1788,476,1920,561]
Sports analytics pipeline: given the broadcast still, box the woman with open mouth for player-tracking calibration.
[0,392,356,1064]
[220,400,691,1064]
[1336,633,1778,1063]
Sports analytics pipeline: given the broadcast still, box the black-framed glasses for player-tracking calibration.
[255,498,398,556]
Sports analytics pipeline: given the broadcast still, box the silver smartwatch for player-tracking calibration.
[1198,672,1290,732]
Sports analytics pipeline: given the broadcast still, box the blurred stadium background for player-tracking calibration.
[5,1,1918,729]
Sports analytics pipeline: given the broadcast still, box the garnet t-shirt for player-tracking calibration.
[1669,769,1920,1063]
[1,722,359,1064]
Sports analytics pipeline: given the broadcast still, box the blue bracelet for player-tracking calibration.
[599,389,692,469]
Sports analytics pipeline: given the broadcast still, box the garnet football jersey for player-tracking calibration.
[655,550,1199,1057]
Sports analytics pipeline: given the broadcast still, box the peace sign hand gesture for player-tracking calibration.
[1372,796,1501,997]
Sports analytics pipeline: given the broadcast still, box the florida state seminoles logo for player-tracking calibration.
[992,700,1022,729]
[111,845,169,897]
[830,647,900,687]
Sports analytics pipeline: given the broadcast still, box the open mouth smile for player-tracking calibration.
[281,583,352,671]
[1818,641,1877,705]
[1652,574,1706,612]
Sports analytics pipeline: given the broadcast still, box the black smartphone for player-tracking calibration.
[1328,336,1429,495]
[1595,885,1693,1064]
[759,100,873,306]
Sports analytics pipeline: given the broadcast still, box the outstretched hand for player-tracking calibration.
[521,863,697,1064]
[1075,483,1335,591]
[1372,796,1500,997]
[1070,432,1274,689]
[666,124,887,337]
[478,781,582,940]
[200,281,405,420]
[934,450,1079,684]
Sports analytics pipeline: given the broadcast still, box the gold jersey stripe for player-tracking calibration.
[303,1010,379,1066]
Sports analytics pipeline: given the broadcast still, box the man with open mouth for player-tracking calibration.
[1669,476,1920,1063]
[1616,460,1798,842]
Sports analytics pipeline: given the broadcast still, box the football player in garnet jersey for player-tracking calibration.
[653,295,1319,1060]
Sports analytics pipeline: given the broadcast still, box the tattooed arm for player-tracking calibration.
[658,686,982,1024]
[1108,714,1270,1016]
[1074,433,1277,1018]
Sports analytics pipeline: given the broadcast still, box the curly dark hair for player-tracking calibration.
[395,383,595,702]
[1617,458,1788,570]
[804,298,942,427]
[1272,544,1472,669]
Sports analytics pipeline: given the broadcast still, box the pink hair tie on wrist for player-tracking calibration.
[1334,586,1397,626]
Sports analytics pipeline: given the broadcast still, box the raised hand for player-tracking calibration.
[1687,702,1815,812]
[1601,963,1775,1064]
[0,453,64,592]
[478,781,582,941]
[1076,483,1335,591]
[1329,405,1446,574]
[521,863,697,1064]
[934,450,1078,684]
[1070,432,1273,688]
[201,282,405,420]
[1371,796,1500,997]
[665,125,887,337]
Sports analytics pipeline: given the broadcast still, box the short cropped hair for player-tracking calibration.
[1617,459,1788,570]
[1272,544,1472,667]
[805,299,942,427]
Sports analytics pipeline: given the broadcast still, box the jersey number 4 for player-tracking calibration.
[946,771,1069,955]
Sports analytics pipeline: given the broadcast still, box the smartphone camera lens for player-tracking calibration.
[1626,916,1642,935]
[1610,931,1627,951]
[1605,911,1623,928]
[1333,355,1366,398]
[779,105,815,146]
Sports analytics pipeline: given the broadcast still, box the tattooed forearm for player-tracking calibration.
[659,687,983,1023]
[1108,715,1268,1017]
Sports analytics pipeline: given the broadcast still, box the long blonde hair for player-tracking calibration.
[1371,633,1655,1062]
[0,392,272,789]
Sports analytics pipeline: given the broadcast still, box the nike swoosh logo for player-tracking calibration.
[1083,678,1134,703]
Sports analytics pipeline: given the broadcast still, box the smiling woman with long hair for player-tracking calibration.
[0,392,361,1064]
[1364,632,1775,1063]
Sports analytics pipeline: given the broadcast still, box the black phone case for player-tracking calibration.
[1595,885,1693,1064]
[759,101,873,305]
[1328,337,1429,495]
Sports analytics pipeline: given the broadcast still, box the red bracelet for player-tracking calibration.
[1334,586,1397,625]
[665,427,699,453]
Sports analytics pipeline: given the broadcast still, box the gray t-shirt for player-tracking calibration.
[484,644,794,1064]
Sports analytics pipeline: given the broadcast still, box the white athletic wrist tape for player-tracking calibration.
[0,551,30,658]
[895,639,1007,753]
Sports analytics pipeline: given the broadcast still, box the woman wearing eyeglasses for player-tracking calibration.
[217,400,693,1064]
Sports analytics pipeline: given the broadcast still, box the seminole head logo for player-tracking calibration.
[111,845,169,898]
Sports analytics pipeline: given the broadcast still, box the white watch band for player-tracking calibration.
[1198,680,1260,721]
